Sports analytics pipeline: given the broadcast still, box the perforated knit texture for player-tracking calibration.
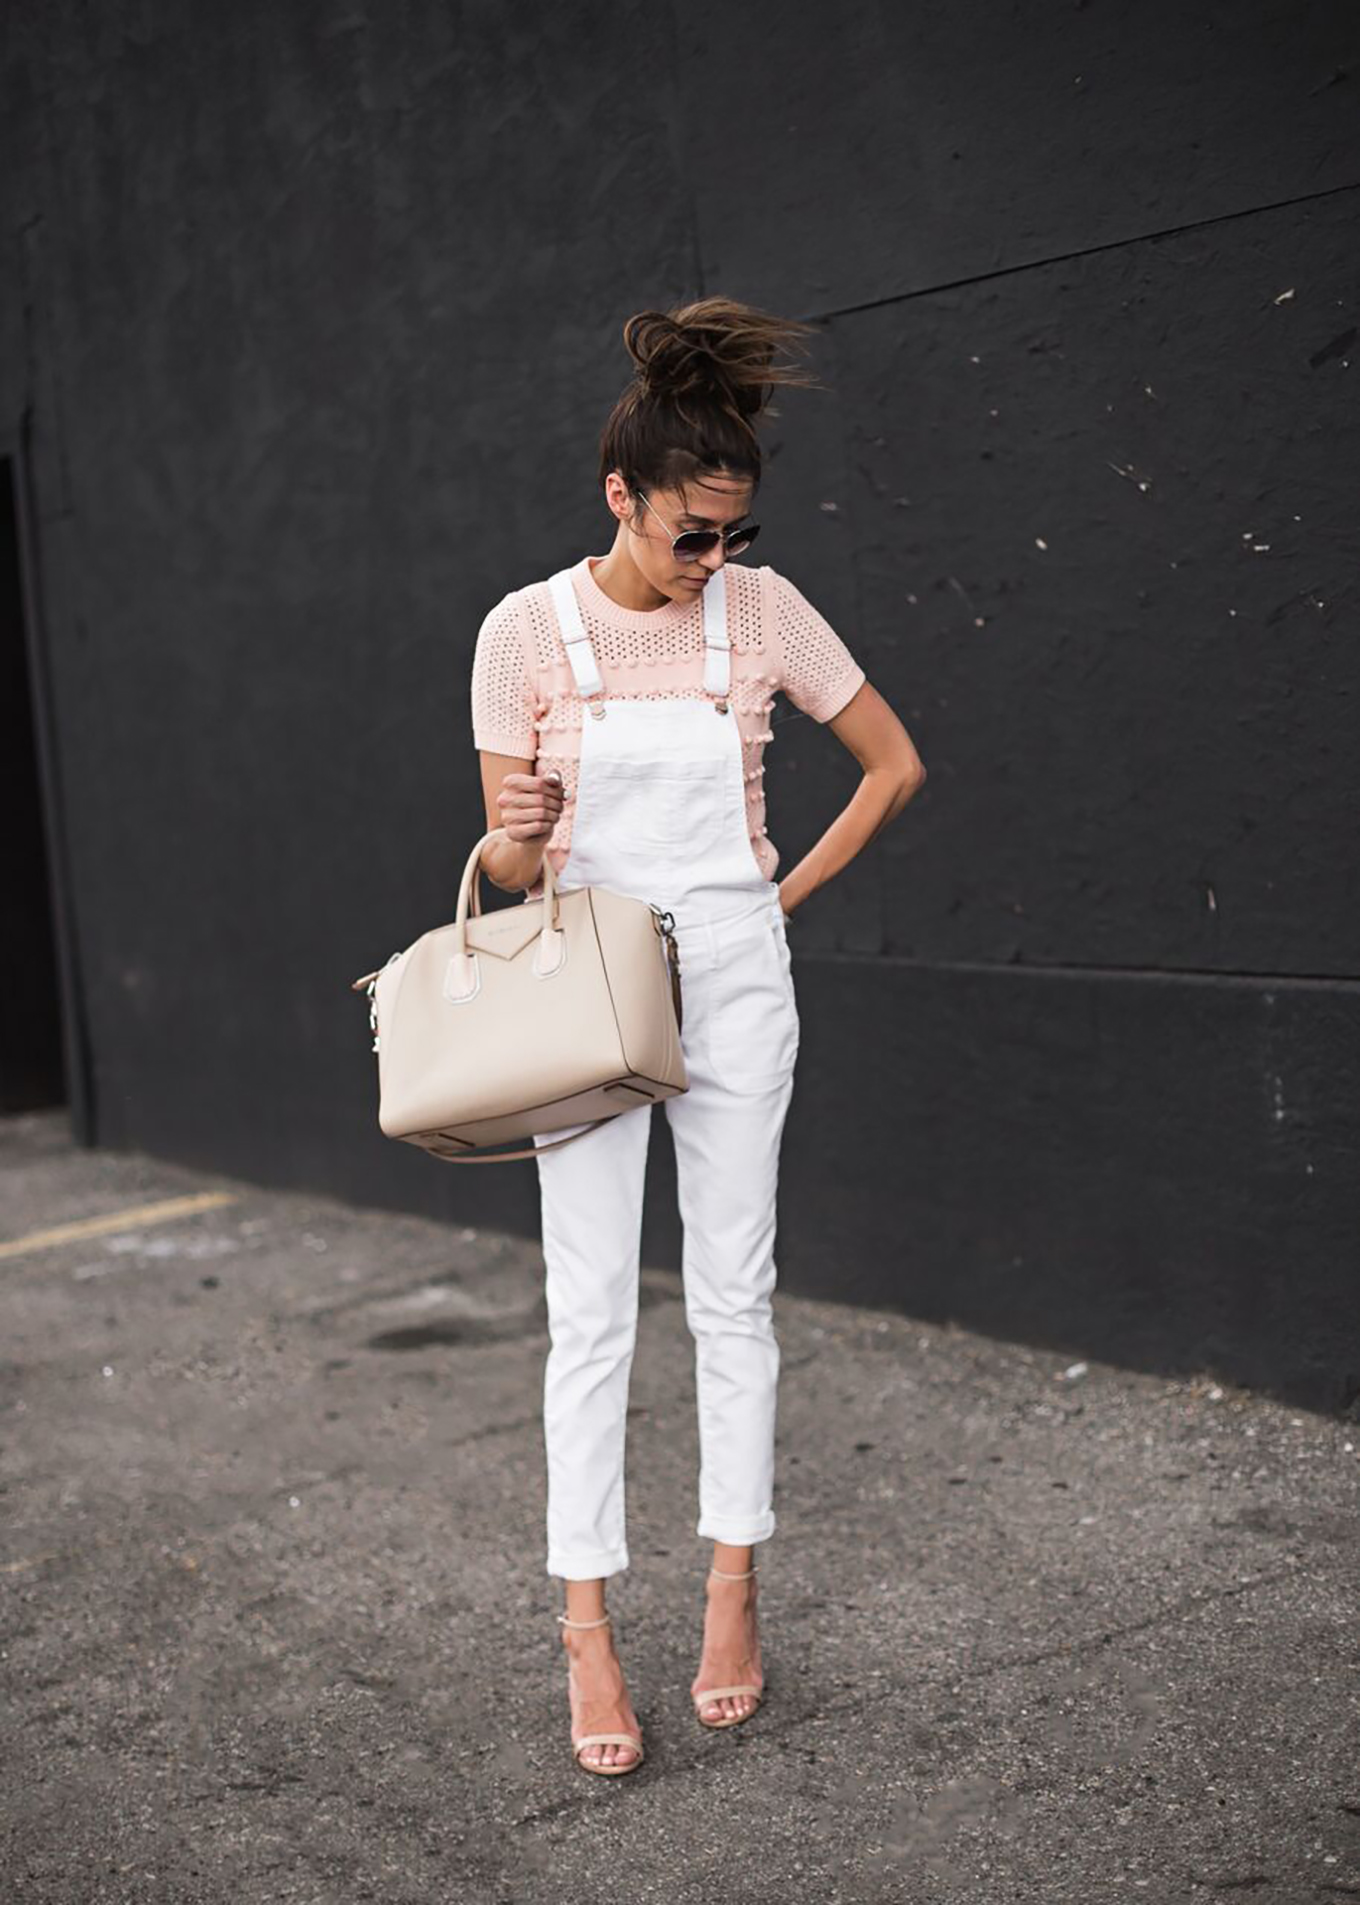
[470,557,865,880]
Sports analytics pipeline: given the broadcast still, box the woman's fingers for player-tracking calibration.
[498,791,564,821]
[497,767,564,840]
[499,770,564,803]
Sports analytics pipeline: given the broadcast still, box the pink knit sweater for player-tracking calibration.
[470,554,866,882]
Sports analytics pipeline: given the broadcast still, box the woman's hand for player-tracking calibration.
[496,767,565,842]
[477,753,565,892]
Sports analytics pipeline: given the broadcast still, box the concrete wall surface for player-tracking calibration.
[1,2,1357,1408]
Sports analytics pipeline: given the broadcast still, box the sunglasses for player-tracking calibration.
[636,488,761,560]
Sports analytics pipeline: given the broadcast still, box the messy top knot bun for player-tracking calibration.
[600,295,823,499]
[624,305,765,416]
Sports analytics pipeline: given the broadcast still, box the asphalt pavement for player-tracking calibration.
[2,1109,1357,1904]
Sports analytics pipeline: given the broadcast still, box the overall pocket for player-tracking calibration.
[583,758,736,858]
[705,913,800,1094]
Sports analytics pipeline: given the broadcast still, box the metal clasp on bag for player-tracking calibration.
[648,904,683,1034]
[350,952,401,1053]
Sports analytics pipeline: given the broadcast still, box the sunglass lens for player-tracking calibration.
[673,529,722,557]
[671,523,761,558]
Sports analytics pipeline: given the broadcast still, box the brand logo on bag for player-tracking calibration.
[466,909,551,961]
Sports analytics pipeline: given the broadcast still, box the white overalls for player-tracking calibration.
[533,562,800,1580]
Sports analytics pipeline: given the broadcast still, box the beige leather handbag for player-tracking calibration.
[351,828,688,1163]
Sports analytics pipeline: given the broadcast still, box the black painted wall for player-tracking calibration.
[2,3,1357,1408]
[0,458,65,1111]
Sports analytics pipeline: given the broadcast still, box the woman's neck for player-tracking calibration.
[587,549,672,613]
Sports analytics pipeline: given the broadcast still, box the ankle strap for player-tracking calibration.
[556,1611,612,1629]
[709,1564,758,1580]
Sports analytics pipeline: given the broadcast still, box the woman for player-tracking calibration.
[470,297,926,1776]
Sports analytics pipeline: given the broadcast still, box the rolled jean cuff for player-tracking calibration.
[696,1508,776,1544]
[547,1543,630,1581]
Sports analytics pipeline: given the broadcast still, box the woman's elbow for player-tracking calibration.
[889,756,926,816]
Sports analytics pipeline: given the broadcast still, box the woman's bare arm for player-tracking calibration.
[775,682,926,917]
[476,751,565,892]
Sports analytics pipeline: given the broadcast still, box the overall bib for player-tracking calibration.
[534,561,800,1580]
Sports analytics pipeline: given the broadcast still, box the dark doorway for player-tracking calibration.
[0,455,65,1112]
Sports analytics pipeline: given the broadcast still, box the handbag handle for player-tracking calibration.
[348,827,554,994]
[452,825,560,955]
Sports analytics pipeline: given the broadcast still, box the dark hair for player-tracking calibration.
[598,296,823,507]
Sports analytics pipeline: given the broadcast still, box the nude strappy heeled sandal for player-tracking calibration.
[692,1564,764,1730]
[556,1610,645,1776]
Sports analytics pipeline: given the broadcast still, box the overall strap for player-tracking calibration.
[547,561,730,701]
[546,568,604,698]
[701,565,731,698]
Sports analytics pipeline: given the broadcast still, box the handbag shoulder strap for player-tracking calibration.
[436,1116,619,1164]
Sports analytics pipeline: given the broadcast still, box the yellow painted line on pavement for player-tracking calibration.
[0,1190,239,1261]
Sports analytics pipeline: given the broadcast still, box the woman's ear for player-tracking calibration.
[602,469,627,519]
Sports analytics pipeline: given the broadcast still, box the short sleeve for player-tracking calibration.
[470,591,537,757]
[770,569,866,721]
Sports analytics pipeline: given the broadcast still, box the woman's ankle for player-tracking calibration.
[562,1628,617,1660]
[561,1577,609,1626]
[710,1540,756,1576]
